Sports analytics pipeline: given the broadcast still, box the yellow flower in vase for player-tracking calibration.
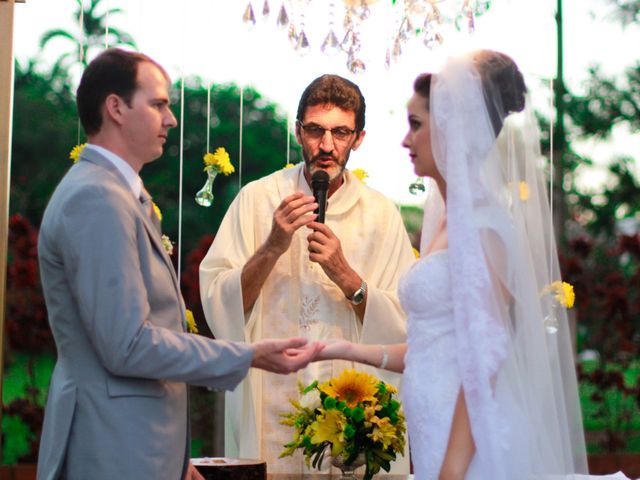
[69,143,87,163]
[196,147,234,207]
[203,147,235,175]
[280,369,406,479]
[540,280,576,334]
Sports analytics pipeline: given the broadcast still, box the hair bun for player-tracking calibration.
[474,50,527,135]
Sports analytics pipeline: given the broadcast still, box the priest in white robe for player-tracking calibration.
[200,74,415,473]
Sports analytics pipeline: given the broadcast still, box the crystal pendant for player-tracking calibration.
[476,0,491,15]
[423,29,443,49]
[467,11,476,33]
[392,37,402,59]
[287,23,298,46]
[321,29,341,56]
[404,16,415,38]
[348,58,365,74]
[347,50,365,74]
[341,30,353,52]
[262,0,270,18]
[195,168,219,207]
[409,177,426,195]
[242,2,257,27]
[295,30,311,55]
[276,3,289,29]
[352,4,371,21]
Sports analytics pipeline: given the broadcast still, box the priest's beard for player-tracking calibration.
[302,148,351,183]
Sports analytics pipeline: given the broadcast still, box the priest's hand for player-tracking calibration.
[306,221,361,297]
[266,192,318,256]
[251,337,323,374]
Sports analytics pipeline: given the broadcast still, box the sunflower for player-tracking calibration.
[319,369,379,408]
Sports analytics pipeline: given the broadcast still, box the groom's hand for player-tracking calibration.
[251,337,323,374]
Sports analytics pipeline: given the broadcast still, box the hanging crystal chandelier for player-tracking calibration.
[242,0,492,74]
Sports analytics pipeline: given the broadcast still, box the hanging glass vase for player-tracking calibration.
[409,177,426,195]
[195,168,218,207]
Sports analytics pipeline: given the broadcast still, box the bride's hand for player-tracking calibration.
[314,339,354,361]
[287,339,352,361]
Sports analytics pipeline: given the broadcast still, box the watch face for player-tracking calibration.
[351,290,365,305]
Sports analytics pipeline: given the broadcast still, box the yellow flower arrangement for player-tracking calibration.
[203,147,235,176]
[185,309,199,334]
[69,143,87,163]
[351,168,369,184]
[280,369,406,479]
[283,163,295,169]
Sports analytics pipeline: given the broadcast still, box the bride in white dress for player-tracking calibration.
[312,50,615,479]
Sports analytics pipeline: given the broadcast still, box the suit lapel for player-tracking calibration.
[79,149,182,297]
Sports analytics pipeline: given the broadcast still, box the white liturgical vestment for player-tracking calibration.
[200,164,415,473]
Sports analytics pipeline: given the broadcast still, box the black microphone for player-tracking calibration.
[311,170,330,224]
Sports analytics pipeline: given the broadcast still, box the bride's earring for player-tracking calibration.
[409,177,426,196]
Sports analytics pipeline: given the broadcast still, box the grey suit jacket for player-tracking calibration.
[36,148,253,480]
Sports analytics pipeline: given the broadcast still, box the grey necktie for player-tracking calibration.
[139,187,162,235]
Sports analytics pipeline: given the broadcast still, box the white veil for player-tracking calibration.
[422,51,588,478]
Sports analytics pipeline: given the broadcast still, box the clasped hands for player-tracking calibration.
[267,192,354,287]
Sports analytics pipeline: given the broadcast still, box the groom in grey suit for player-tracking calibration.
[36,48,320,480]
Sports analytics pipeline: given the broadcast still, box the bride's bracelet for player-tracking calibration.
[379,345,389,370]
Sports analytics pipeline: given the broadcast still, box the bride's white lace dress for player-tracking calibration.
[398,250,525,479]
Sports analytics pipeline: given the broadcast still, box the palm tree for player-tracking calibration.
[39,0,136,72]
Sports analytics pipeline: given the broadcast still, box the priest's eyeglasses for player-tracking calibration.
[297,121,356,142]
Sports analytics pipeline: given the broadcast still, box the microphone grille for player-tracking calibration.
[311,170,330,187]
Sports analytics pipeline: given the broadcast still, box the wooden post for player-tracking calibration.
[0,0,24,458]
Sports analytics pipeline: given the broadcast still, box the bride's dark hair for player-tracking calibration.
[413,73,432,109]
[412,50,527,136]
[473,50,527,136]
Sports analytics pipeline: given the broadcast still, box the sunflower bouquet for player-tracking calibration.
[280,369,406,479]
